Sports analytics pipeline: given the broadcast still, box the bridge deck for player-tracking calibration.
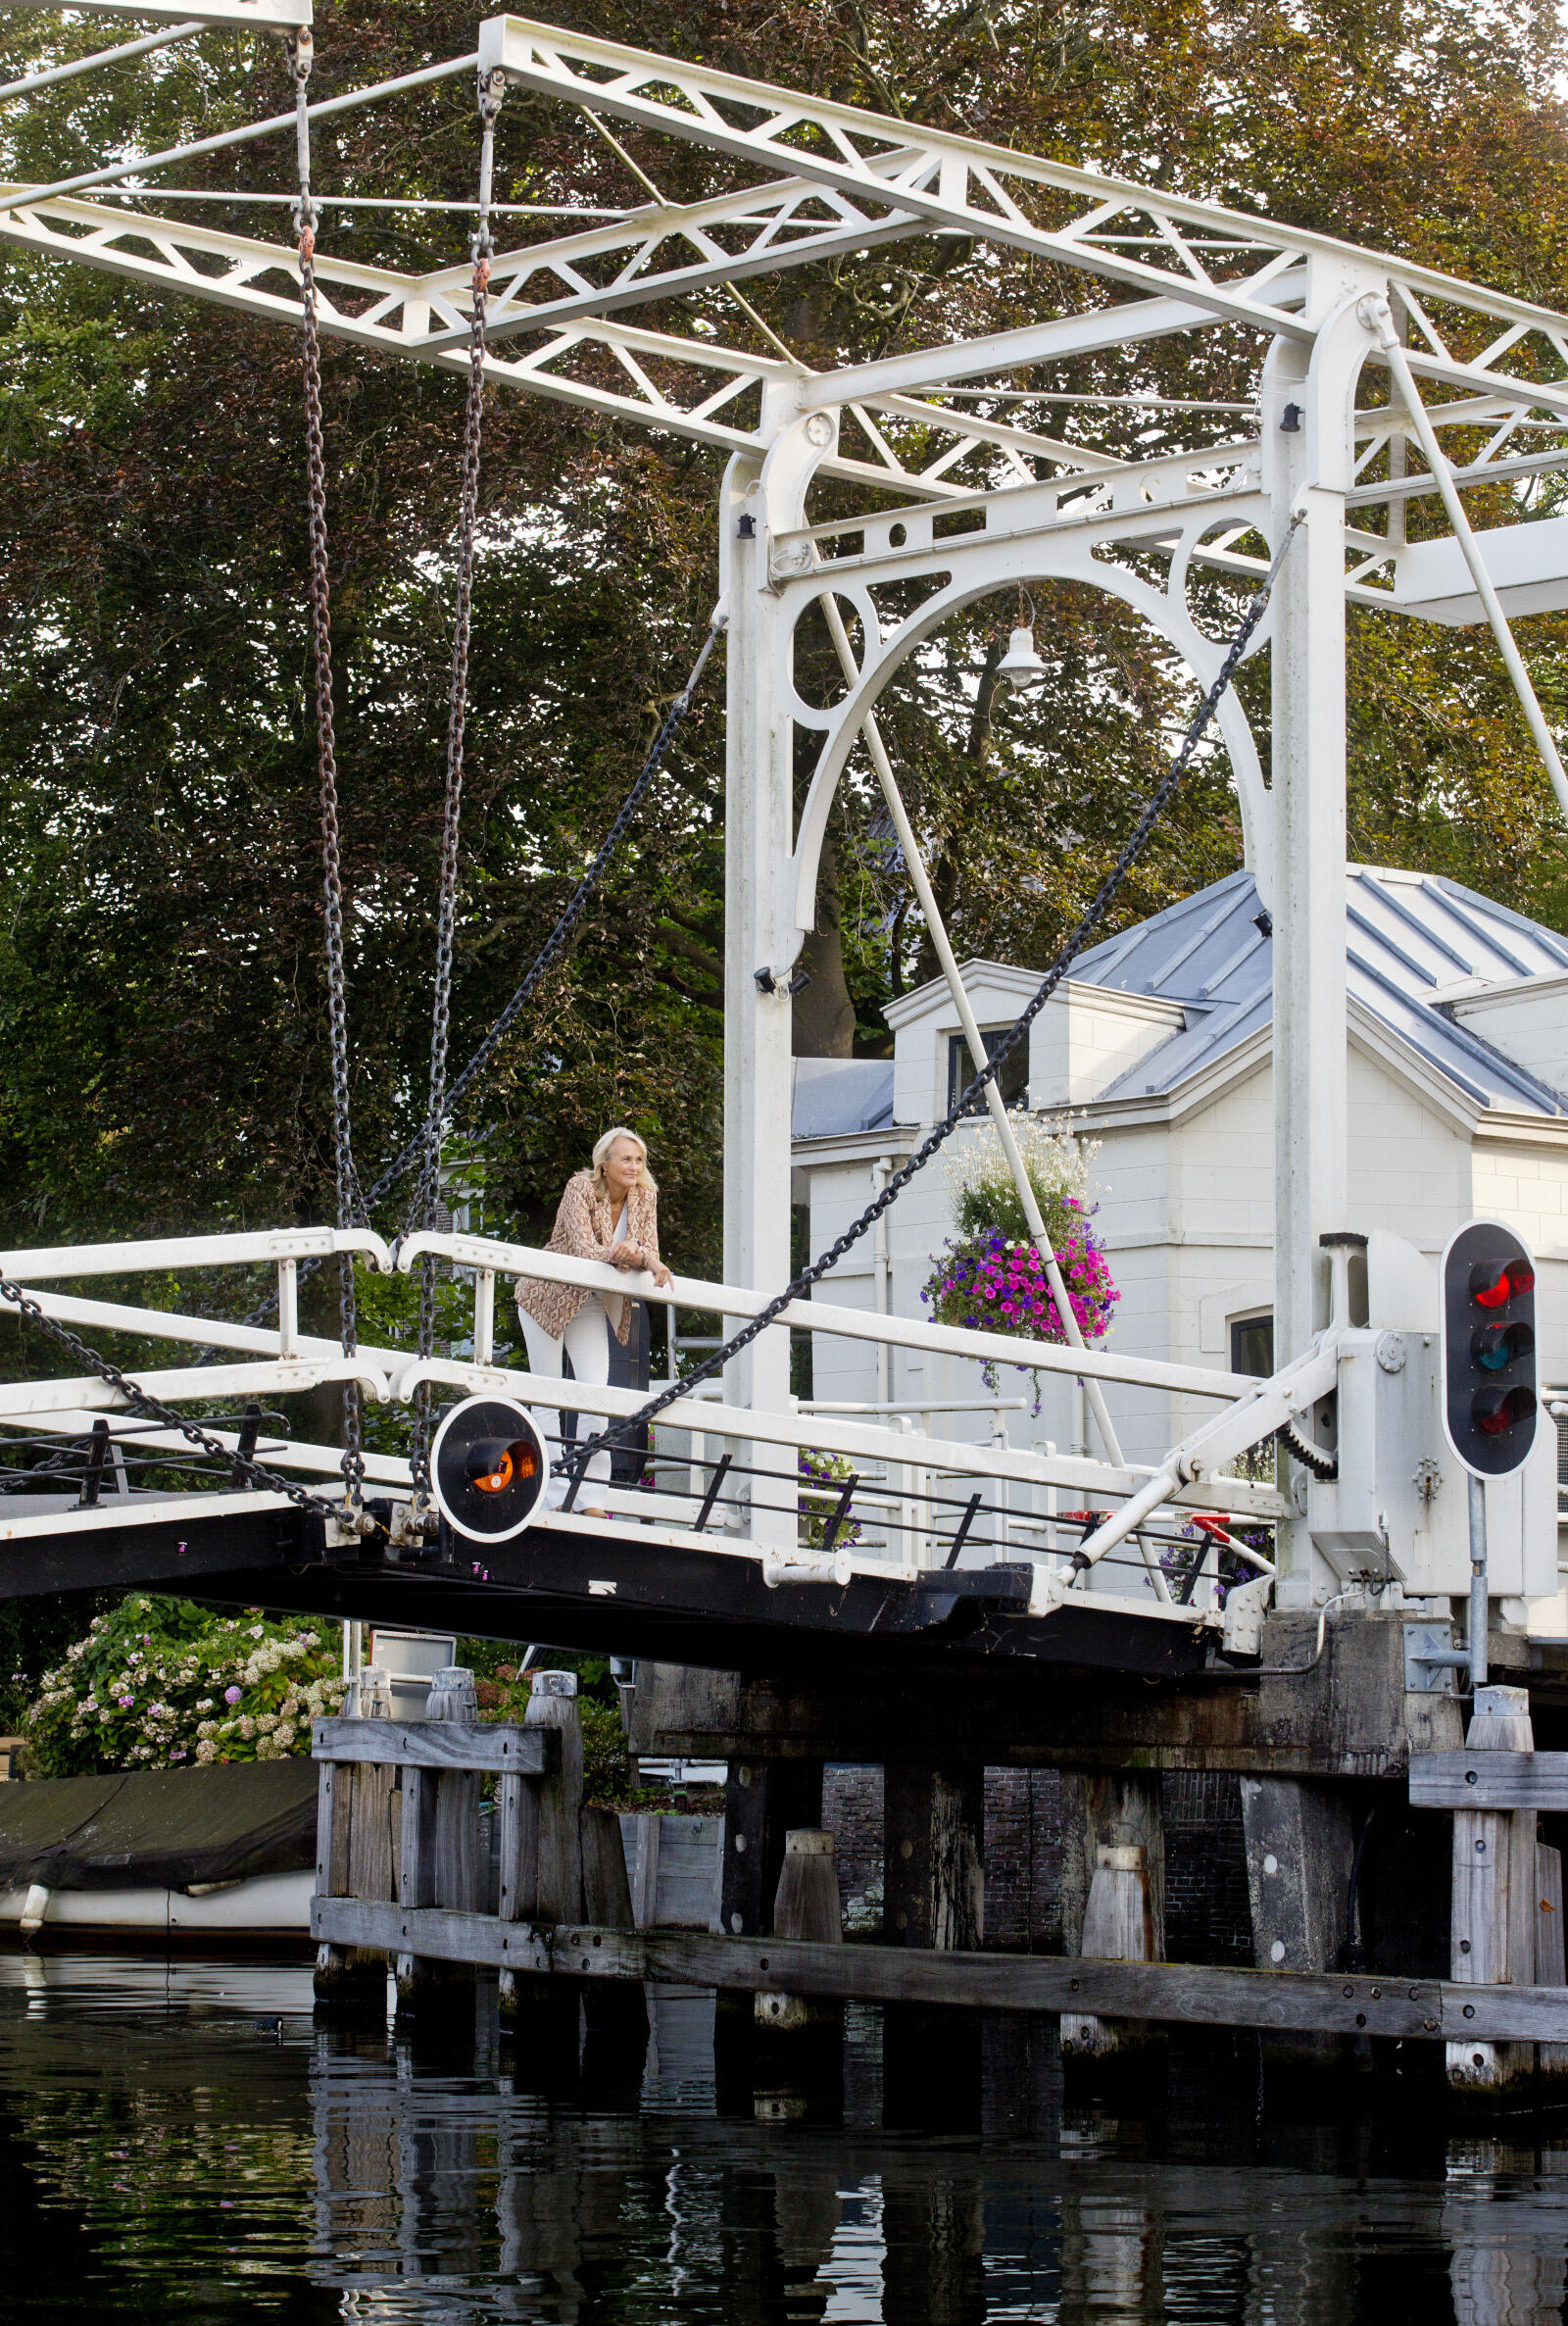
[0,1488,1217,1678]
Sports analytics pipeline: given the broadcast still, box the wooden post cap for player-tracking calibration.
[530,1670,578,1698]
[1473,1686,1530,1723]
[431,1666,474,1691]
[784,1828,835,1856]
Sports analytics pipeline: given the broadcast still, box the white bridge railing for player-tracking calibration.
[0,1224,1320,1627]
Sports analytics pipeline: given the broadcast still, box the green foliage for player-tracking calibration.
[579,1694,635,1808]
[0,1591,109,1735]
[470,1655,635,1806]
[24,1595,346,1776]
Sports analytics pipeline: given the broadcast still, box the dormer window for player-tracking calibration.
[947,1030,1028,1114]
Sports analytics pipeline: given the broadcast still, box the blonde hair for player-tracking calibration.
[591,1126,658,1196]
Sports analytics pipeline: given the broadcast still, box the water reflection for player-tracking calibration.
[3,1952,1568,2321]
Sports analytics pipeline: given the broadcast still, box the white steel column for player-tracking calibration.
[1265,279,1374,1602]
[720,410,827,1544]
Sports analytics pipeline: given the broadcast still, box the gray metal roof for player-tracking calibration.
[1075,866,1568,1114]
[791,1058,896,1139]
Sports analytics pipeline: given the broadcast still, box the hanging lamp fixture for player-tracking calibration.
[997,590,1048,694]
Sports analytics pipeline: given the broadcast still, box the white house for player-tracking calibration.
[790,866,1568,1514]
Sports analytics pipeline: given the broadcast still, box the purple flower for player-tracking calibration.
[223,1685,243,1706]
[118,1696,133,1709]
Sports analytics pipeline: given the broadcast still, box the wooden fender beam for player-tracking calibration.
[309,1902,1568,2044]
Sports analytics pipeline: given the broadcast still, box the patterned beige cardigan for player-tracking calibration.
[514,1170,662,1345]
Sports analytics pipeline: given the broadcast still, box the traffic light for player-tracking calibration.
[1440,1220,1538,1476]
[430,1395,551,1543]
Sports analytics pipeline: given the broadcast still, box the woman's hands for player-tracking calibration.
[609,1240,673,1290]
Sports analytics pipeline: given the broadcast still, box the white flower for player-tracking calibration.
[195,1740,217,1763]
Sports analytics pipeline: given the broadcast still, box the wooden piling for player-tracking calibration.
[395,1665,482,2031]
[1059,1771,1165,2070]
[580,1801,650,2071]
[883,1764,985,2127]
[1240,1773,1355,2071]
[314,1663,394,2020]
[755,1828,841,2032]
[499,1668,584,2071]
[1536,1842,1568,2087]
[1448,1684,1538,2099]
[719,1757,824,1937]
[884,1765,983,1950]
[716,1757,823,2067]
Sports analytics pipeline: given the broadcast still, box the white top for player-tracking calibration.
[612,1203,628,1245]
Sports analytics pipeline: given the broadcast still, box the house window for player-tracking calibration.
[1230,1312,1274,1377]
[947,1029,1028,1114]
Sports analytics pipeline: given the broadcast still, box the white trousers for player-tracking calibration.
[519,1298,613,1498]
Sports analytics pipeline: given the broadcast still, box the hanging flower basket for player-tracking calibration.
[923,1208,1118,1346]
[797,1446,863,1550]
[919,1121,1119,1398]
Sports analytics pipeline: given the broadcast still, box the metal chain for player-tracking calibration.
[290,28,365,1503]
[573,513,1307,1478]
[0,1273,325,1513]
[409,66,507,1494]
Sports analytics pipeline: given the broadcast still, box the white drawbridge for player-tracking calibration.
[2,6,1567,1661]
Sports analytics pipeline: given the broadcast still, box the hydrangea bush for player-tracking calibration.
[922,1119,1119,1396]
[25,1595,348,1777]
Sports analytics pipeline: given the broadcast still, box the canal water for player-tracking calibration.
[1,1951,1565,2322]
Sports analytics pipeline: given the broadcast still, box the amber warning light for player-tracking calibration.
[430,1396,551,1543]
[466,1439,539,1495]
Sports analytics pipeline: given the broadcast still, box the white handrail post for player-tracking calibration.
[277,1260,299,1360]
[891,1413,914,1568]
[473,1268,495,1367]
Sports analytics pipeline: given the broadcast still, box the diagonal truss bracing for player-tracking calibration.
[0,186,1132,498]
[5,10,1568,515]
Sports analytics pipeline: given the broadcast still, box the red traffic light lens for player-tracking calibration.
[1473,1385,1536,1437]
[1471,1260,1535,1309]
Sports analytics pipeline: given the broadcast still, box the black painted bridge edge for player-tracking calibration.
[0,1499,1208,1679]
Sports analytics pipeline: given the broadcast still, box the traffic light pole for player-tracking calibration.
[1468,1473,1489,1695]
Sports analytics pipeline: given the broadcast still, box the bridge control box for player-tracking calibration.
[1307,1326,1555,1600]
